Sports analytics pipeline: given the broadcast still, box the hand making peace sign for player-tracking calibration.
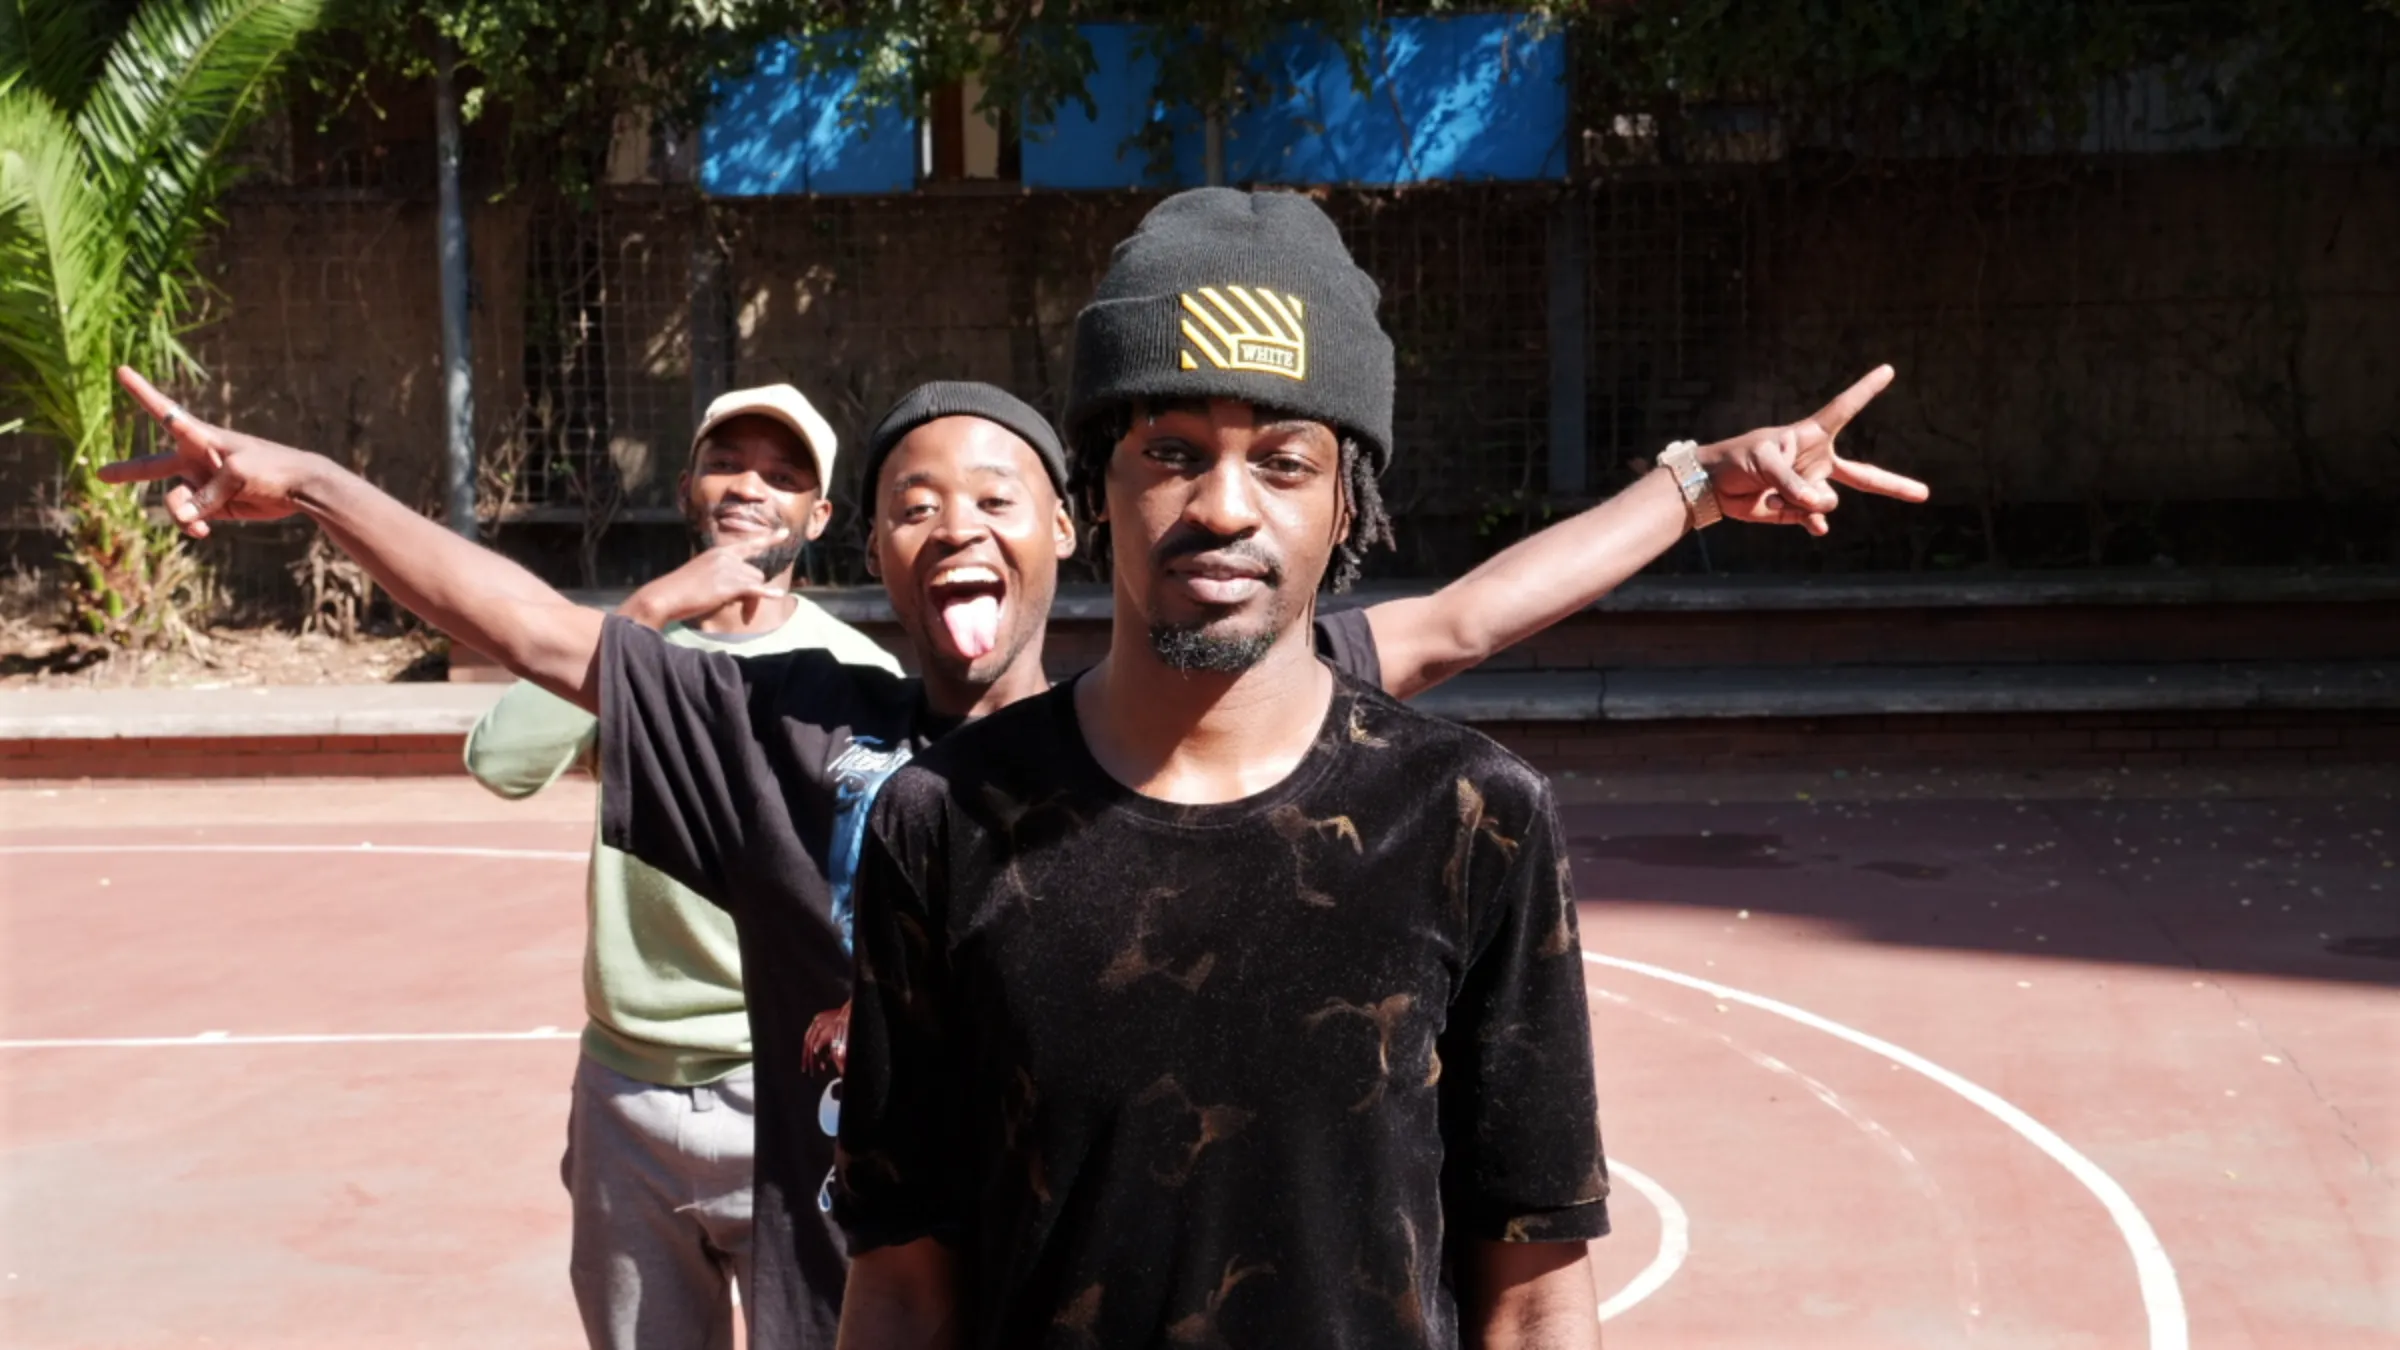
[100,366,326,537]
[1697,365,1929,535]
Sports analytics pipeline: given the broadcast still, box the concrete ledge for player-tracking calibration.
[8,660,2391,745]
[0,684,503,741]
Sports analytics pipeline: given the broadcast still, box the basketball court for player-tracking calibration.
[2,775,2391,1347]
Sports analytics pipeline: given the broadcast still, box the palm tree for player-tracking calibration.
[0,0,322,640]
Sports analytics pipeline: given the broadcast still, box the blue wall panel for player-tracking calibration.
[1239,15,1568,185]
[703,40,917,197]
[1017,25,1201,190]
[1020,15,1565,191]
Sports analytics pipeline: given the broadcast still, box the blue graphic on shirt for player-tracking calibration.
[819,735,909,1216]
[824,736,913,954]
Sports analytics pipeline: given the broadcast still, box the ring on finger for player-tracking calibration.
[162,404,185,430]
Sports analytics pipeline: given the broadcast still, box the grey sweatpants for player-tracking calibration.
[563,1054,758,1350]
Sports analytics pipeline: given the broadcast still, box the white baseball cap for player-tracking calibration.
[690,383,840,491]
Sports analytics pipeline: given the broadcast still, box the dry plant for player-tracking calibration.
[286,529,378,639]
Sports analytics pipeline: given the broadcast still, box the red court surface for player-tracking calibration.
[2,775,2393,1347]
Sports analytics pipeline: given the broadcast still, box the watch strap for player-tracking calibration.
[1659,440,1722,530]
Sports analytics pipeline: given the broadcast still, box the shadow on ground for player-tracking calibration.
[1564,792,2400,988]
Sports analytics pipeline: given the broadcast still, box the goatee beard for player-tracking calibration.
[741,533,807,581]
[1148,622,1275,673]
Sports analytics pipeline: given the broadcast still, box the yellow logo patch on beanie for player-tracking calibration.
[1178,286,1307,381]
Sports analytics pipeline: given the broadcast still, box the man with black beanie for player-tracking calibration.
[834,188,1926,1348]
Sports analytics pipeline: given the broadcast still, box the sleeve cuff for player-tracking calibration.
[1475,1197,1612,1244]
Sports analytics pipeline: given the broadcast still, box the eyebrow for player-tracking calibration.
[1137,400,1325,443]
[891,463,1027,493]
[1254,419,1324,440]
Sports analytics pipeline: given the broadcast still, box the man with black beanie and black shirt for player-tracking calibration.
[106,194,1921,1349]
[831,189,1928,1348]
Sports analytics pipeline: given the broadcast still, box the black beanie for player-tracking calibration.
[1066,188,1395,472]
[862,381,1070,502]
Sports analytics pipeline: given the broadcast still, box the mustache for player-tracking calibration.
[710,504,779,533]
[1150,528,1284,587]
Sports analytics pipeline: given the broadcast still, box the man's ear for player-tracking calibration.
[803,494,833,542]
[864,525,883,580]
[1053,499,1077,560]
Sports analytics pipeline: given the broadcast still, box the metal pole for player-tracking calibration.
[689,201,728,430]
[1545,192,1590,496]
[435,36,477,539]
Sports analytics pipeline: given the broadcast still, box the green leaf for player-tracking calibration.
[0,0,126,113]
[0,81,119,464]
[76,0,324,358]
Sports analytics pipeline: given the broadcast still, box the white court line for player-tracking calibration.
[3,845,588,1049]
[0,844,587,863]
[1586,983,1985,1320]
[1,1029,580,1049]
[4,844,2172,1340]
[1596,1160,1689,1323]
[1584,950,2187,1350]
[2,1013,1692,1326]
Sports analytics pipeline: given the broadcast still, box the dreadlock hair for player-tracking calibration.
[1069,403,1395,593]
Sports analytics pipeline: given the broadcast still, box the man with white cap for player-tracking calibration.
[464,384,898,1350]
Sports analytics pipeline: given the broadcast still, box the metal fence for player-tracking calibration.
[6,156,2394,599]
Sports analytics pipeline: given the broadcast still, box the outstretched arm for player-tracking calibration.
[1363,365,1928,699]
[98,368,755,711]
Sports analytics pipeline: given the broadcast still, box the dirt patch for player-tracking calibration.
[0,618,446,690]
[0,562,449,690]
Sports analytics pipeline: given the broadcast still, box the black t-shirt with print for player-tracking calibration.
[599,615,931,1348]
[837,664,1609,1350]
[596,609,1385,1348]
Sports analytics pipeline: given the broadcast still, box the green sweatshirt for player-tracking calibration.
[462,597,903,1087]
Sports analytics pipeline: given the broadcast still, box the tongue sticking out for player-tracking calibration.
[938,594,1002,661]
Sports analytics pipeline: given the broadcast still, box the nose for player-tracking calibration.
[724,469,769,501]
[1184,454,1262,540]
[931,493,991,547]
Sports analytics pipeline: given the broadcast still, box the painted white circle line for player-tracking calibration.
[1586,980,1986,1321]
[0,844,588,863]
[2,844,2175,1342]
[1583,950,2186,1350]
[1596,1160,1688,1324]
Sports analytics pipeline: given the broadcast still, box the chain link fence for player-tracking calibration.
[6,156,2394,603]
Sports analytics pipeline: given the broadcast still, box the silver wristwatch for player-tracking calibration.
[1657,440,1722,530]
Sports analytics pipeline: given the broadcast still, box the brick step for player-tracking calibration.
[1416,662,2399,722]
